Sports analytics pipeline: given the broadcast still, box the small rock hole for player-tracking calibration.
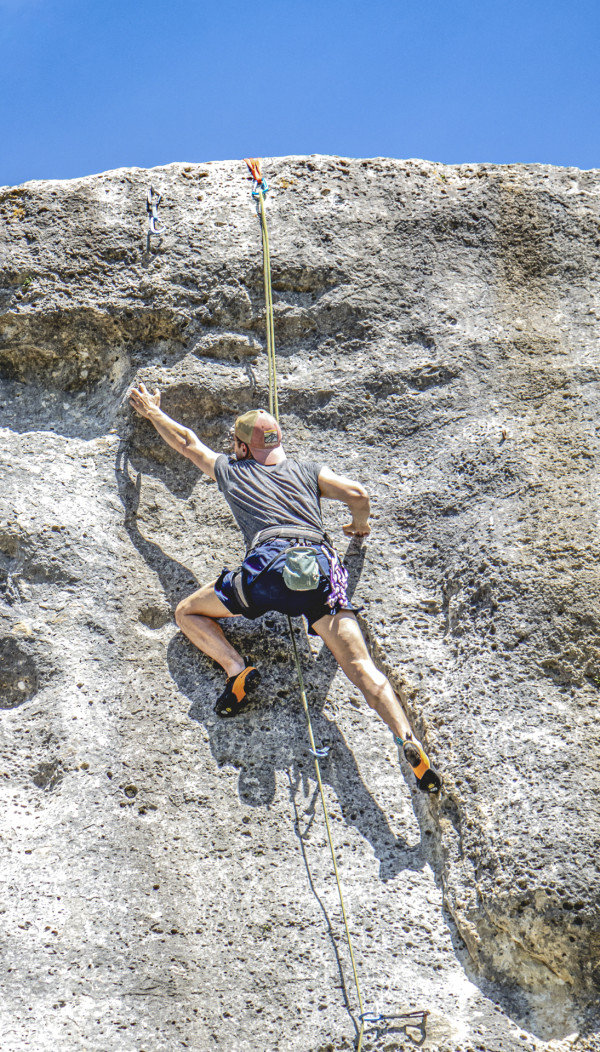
[0,637,38,708]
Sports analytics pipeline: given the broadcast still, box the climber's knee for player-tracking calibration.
[343,654,384,701]
[175,582,236,627]
[174,599,188,629]
[344,655,371,692]
[358,666,391,711]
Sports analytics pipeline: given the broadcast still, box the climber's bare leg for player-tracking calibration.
[312,610,412,740]
[175,581,245,679]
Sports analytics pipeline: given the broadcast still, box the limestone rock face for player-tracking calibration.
[1,157,599,1051]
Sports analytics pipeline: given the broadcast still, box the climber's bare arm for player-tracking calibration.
[129,383,218,479]
[318,466,371,537]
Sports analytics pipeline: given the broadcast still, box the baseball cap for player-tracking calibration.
[234,409,282,465]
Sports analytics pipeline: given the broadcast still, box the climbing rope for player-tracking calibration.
[288,623,366,1050]
[244,159,278,420]
[244,157,366,1052]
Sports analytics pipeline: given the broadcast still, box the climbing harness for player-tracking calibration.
[146,185,165,236]
[244,158,374,1051]
[229,532,327,614]
[249,525,327,549]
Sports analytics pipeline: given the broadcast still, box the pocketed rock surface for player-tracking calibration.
[0,156,599,1051]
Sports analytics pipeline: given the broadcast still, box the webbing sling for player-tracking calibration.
[244,158,367,1052]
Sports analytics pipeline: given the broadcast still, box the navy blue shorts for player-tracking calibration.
[214,540,358,635]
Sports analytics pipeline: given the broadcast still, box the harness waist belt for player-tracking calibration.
[249,525,328,551]
[234,527,332,611]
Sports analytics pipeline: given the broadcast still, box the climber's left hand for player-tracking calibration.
[129,382,161,419]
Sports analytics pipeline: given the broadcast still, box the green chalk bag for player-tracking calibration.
[283,546,321,591]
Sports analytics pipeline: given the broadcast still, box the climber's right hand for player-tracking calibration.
[129,382,161,419]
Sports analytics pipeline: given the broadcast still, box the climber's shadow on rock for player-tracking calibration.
[115,444,199,607]
[171,636,423,883]
[177,537,424,882]
[115,446,424,882]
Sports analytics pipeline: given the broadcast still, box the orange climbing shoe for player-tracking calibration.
[215,665,261,718]
[395,735,442,794]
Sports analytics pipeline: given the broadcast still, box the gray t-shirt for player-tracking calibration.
[214,455,325,549]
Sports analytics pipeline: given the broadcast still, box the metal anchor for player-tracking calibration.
[146,185,166,236]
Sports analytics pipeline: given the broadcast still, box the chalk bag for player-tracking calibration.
[283,546,321,591]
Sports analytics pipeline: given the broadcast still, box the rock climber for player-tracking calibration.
[129,382,442,793]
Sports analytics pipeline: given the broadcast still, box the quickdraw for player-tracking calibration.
[252,178,269,200]
[359,1009,429,1044]
[309,744,331,760]
[244,157,269,206]
[146,185,166,236]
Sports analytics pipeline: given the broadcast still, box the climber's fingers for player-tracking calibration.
[342,521,371,537]
[128,386,142,410]
[129,383,160,418]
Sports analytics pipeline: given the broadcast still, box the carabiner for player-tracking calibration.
[310,744,331,760]
[146,185,166,235]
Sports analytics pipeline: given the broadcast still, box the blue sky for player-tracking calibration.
[1,0,599,185]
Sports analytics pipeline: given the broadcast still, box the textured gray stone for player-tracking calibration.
[0,156,599,1050]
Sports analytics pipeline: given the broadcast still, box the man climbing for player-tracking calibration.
[129,382,442,793]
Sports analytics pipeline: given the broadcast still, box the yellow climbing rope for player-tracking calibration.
[288,624,366,1050]
[244,158,366,1052]
[246,158,278,421]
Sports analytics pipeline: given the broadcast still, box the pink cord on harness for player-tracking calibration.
[325,549,350,609]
